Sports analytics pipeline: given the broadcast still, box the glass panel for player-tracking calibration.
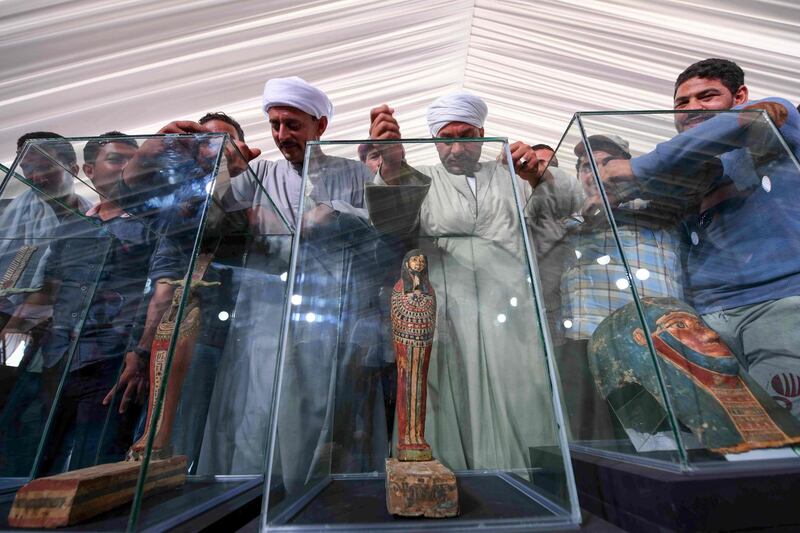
[0,140,114,492]
[127,134,292,531]
[544,107,800,470]
[0,133,291,531]
[262,139,579,531]
[526,118,686,467]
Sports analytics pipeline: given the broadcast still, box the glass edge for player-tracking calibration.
[504,141,582,520]
[576,114,689,467]
[259,143,311,531]
[308,137,508,145]
[21,133,230,143]
[127,179,220,531]
[576,109,764,116]
[222,136,293,235]
[9,144,101,226]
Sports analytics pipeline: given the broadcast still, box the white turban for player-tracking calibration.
[262,76,334,121]
[426,91,488,137]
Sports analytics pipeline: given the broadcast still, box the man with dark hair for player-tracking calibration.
[531,143,559,169]
[16,132,78,166]
[566,134,684,341]
[671,58,754,133]
[8,131,88,211]
[673,58,745,101]
[596,57,800,419]
[0,132,90,314]
[82,131,139,166]
[198,112,245,145]
[81,131,140,209]
[554,134,686,440]
[358,142,405,175]
[358,143,383,175]
[110,115,252,469]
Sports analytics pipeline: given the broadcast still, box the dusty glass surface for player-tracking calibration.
[260,138,579,531]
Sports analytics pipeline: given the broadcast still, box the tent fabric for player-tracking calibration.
[1,0,799,166]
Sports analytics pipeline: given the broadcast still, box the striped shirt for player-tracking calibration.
[561,222,685,341]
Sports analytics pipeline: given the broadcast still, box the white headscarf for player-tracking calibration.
[262,76,334,121]
[426,91,488,137]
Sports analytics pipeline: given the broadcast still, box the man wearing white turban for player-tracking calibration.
[212,77,393,494]
[366,94,559,473]
[425,91,488,137]
[125,79,391,493]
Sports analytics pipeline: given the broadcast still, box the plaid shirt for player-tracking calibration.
[561,222,684,341]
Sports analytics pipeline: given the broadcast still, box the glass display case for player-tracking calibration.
[0,134,292,531]
[526,108,800,530]
[258,138,580,531]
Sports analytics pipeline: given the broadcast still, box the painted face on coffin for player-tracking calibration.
[635,310,739,376]
[407,255,426,273]
[658,311,732,357]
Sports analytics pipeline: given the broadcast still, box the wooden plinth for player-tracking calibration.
[8,456,187,529]
[385,458,458,518]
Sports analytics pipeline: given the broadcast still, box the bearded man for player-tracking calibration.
[367,91,558,472]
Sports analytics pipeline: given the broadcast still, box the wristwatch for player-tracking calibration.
[133,346,151,359]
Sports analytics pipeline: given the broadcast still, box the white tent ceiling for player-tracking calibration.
[2,0,799,166]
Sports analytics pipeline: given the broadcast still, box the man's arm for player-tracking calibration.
[1,279,58,334]
[122,121,261,189]
[368,105,428,186]
[369,105,405,185]
[103,278,174,413]
[506,141,543,187]
[627,98,796,187]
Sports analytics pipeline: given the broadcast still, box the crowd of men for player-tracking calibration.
[0,56,798,487]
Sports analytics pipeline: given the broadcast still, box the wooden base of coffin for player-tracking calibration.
[385,458,458,518]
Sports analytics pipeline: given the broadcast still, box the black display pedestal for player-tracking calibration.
[568,445,800,532]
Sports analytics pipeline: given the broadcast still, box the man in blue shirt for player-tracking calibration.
[597,58,800,419]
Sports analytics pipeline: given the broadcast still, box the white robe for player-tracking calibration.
[374,162,557,471]
[197,159,300,475]
[198,156,389,483]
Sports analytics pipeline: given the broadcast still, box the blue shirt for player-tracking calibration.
[146,197,236,350]
[41,210,157,370]
[631,98,800,313]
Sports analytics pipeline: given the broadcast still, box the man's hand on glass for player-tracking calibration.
[581,192,616,225]
[369,104,405,181]
[504,141,542,187]
[740,101,788,128]
[596,158,635,187]
[579,159,635,222]
[222,138,261,179]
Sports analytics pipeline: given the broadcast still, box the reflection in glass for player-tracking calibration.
[0,134,292,531]
[529,108,800,472]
